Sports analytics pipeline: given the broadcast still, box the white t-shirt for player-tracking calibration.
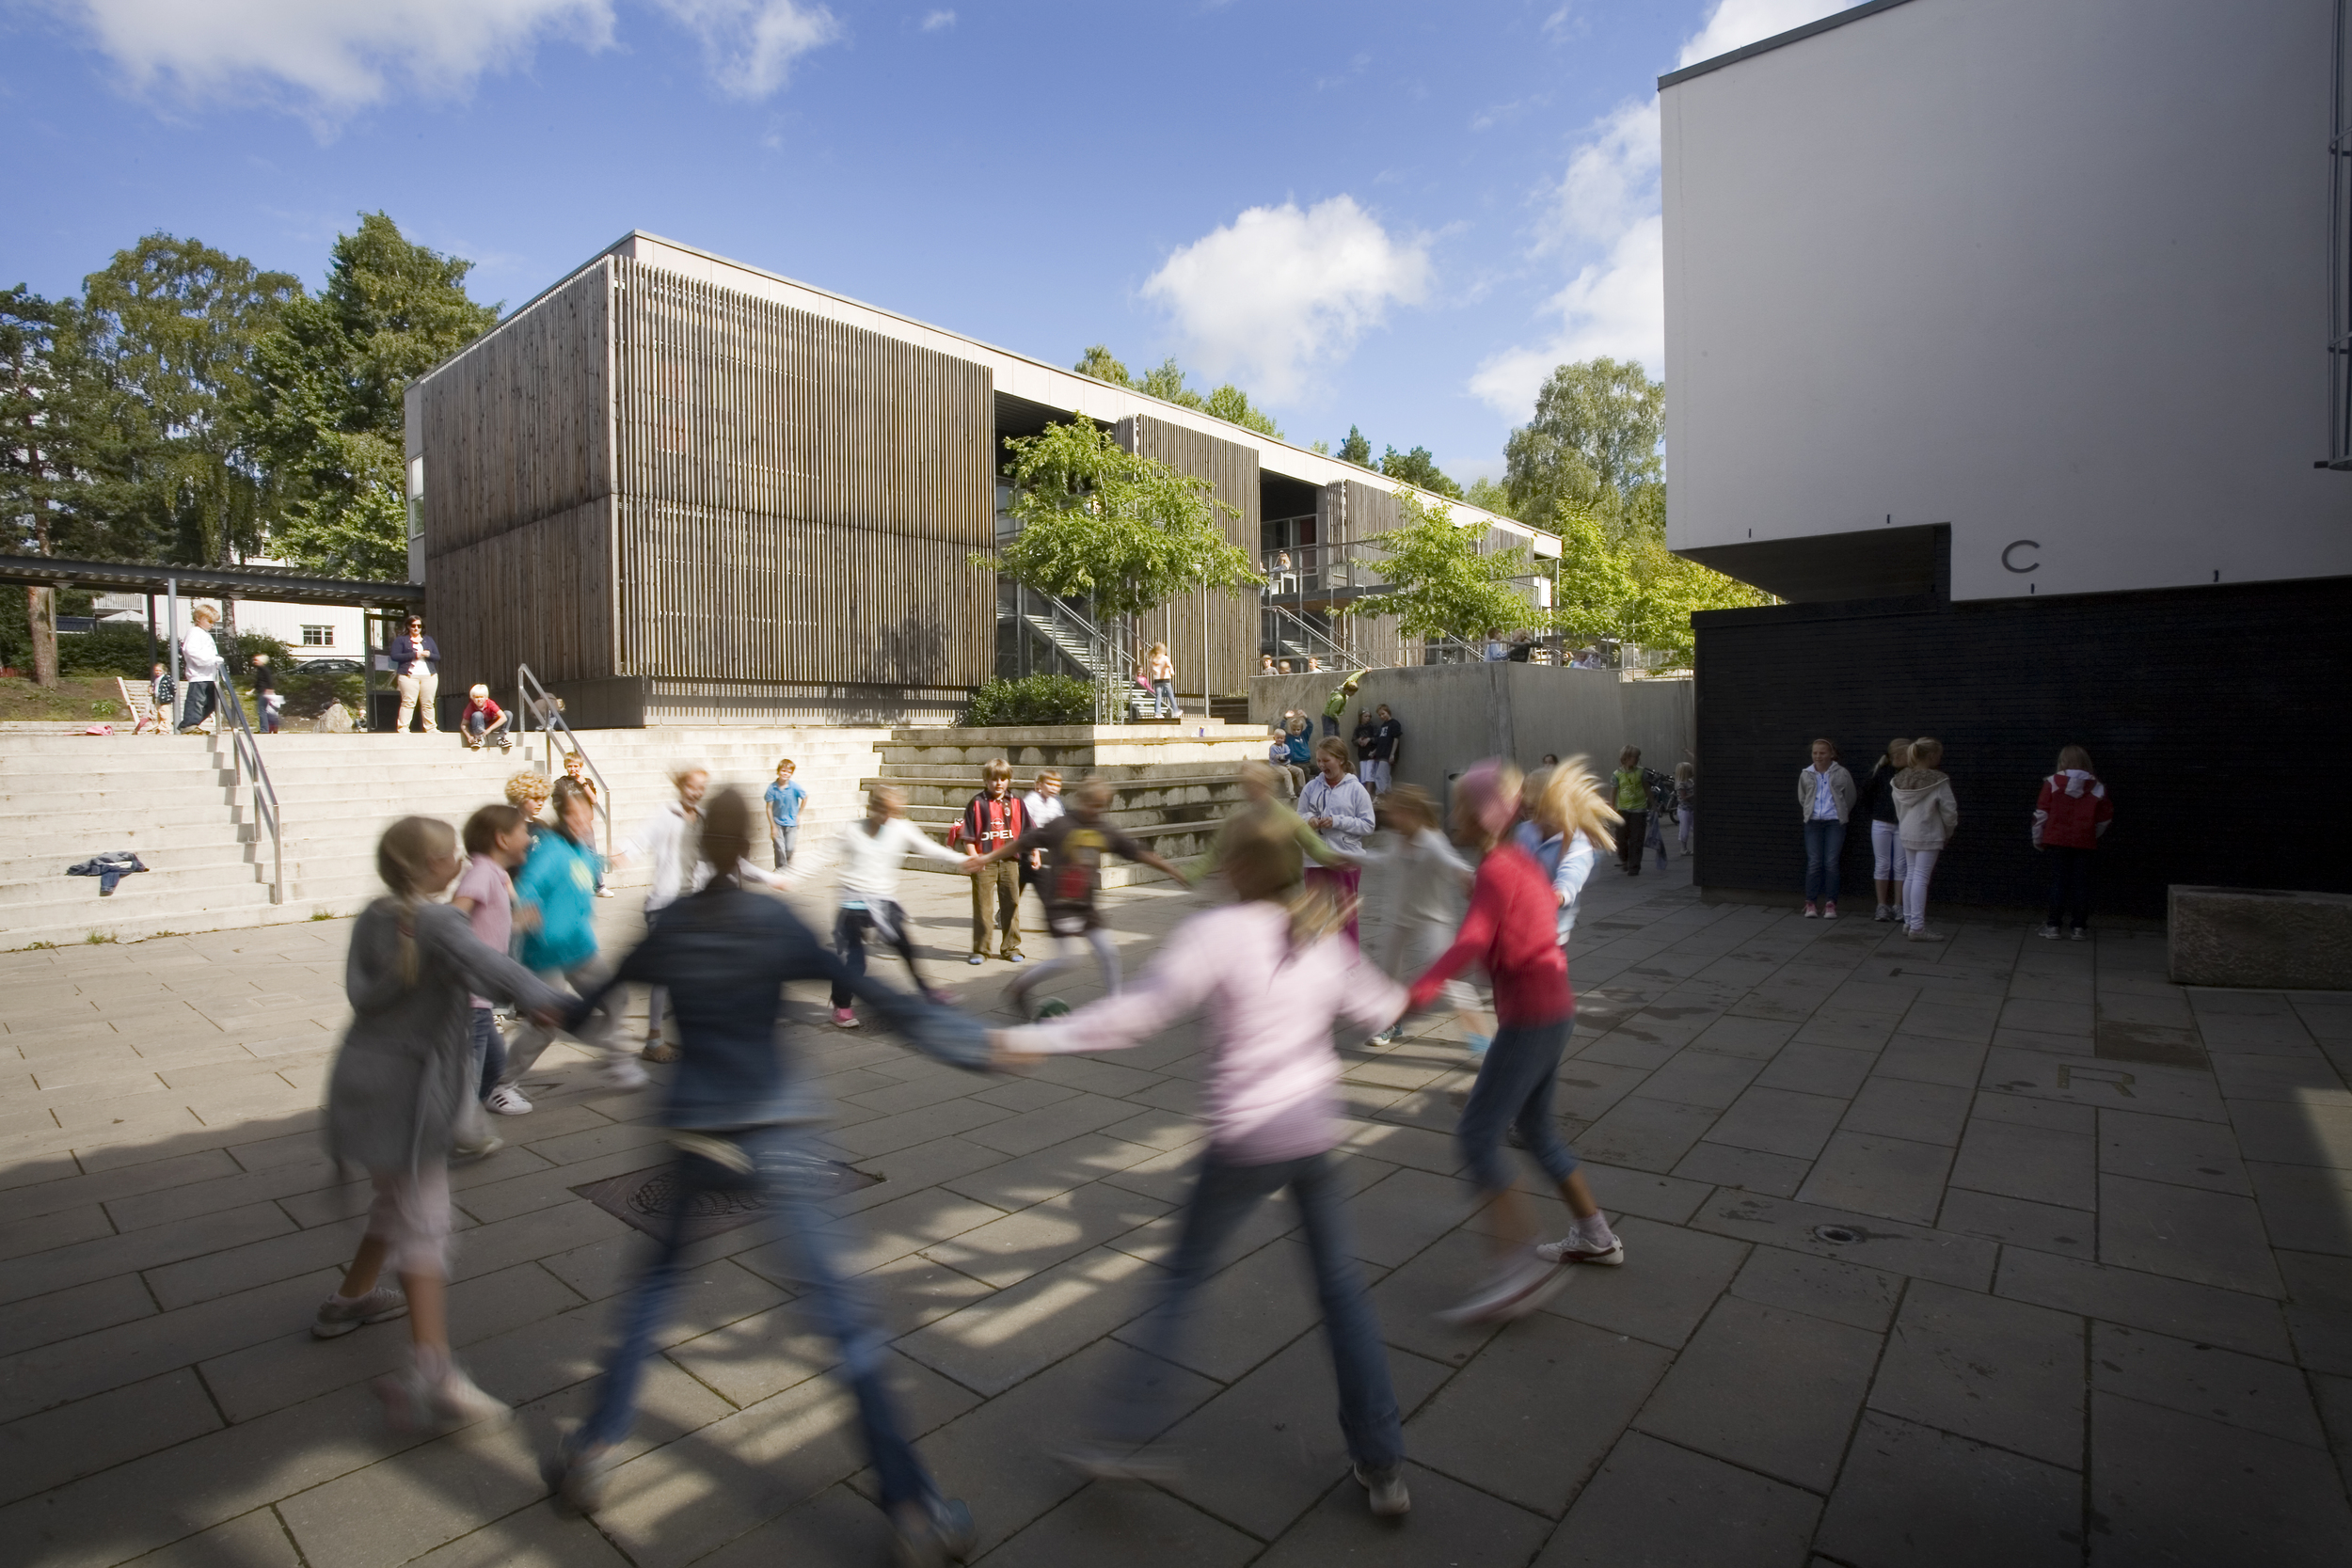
[834,816,965,904]
[1023,790,1066,830]
[180,626,221,682]
[1810,767,1839,821]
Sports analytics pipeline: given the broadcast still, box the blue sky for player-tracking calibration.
[2,0,1852,483]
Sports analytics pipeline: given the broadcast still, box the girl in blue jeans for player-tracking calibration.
[1798,737,1856,918]
[993,813,1416,1518]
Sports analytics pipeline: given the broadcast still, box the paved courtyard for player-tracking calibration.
[3,850,2350,1567]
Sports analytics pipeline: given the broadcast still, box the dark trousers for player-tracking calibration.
[178,681,218,731]
[578,1128,939,1511]
[1804,818,1846,903]
[1619,810,1649,873]
[1104,1149,1402,1472]
[469,1006,506,1100]
[1457,1015,1579,1193]
[2046,847,2093,930]
[833,903,929,1006]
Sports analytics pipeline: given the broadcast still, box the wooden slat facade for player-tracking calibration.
[1120,415,1262,700]
[1326,478,1412,668]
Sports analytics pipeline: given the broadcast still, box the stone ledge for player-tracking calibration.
[2168,885,2352,990]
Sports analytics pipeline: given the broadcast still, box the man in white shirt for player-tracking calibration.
[176,607,224,734]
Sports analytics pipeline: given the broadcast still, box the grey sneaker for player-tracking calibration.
[373,1366,510,1435]
[1438,1252,1562,1325]
[1536,1226,1626,1267]
[311,1285,408,1338]
[892,1496,977,1568]
[545,1434,620,1515]
[1354,1462,1411,1517]
[2038,924,2061,939]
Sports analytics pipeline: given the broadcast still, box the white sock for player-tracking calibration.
[1577,1212,1615,1245]
[412,1344,452,1385]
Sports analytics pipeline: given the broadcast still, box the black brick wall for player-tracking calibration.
[1690,576,2352,919]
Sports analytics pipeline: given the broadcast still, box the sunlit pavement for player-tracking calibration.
[3,842,2348,1567]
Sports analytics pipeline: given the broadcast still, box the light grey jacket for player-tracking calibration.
[1797,763,1857,823]
[1890,768,1961,851]
[325,899,563,1175]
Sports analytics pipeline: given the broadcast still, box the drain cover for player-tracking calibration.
[1811,1224,1862,1245]
[573,1157,882,1243]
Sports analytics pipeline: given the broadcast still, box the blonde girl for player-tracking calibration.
[317,816,564,1433]
[1860,739,1912,921]
[1518,758,1622,948]
[1890,737,1960,939]
[1142,641,1178,718]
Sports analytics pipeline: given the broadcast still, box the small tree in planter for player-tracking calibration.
[974,418,1261,720]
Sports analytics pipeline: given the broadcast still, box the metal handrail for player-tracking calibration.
[216,679,285,904]
[1025,593,1132,722]
[516,664,613,854]
[1264,601,1364,672]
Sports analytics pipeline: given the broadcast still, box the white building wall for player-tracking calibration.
[1661,0,2352,601]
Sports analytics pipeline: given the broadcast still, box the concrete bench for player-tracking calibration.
[2169,886,2352,990]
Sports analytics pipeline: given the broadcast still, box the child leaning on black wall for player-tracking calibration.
[2032,745,2113,941]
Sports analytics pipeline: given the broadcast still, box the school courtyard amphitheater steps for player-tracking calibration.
[866,721,1275,889]
[0,727,886,950]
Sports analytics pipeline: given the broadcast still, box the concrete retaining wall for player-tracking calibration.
[1248,665,1693,800]
[2169,886,2352,990]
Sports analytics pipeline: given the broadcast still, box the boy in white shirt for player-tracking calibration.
[830,785,979,1027]
[176,607,223,734]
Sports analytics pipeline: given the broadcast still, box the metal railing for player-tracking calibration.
[516,664,613,854]
[1263,601,1364,672]
[217,682,286,904]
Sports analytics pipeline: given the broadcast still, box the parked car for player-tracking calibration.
[294,657,366,674]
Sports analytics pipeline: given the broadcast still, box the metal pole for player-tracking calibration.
[167,577,180,690]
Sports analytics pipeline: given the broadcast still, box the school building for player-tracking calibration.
[403,233,1557,729]
[1662,0,2352,917]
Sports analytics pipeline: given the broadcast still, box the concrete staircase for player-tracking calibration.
[0,726,886,950]
[867,721,1272,888]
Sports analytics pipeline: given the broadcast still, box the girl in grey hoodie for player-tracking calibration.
[1889,737,1960,939]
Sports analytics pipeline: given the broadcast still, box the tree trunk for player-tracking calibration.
[25,585,57,687]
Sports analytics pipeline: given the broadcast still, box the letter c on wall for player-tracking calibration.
[2001,540,2041,574]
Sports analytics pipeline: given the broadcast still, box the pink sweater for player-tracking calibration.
[1004,901,1406,1164]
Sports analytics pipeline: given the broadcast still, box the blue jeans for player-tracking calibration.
[578,1126,939,1511]
[1457,1016,1579,1193]
[1152,678,1177,717]
[1104,1149,1402,1472]
[1803,818,1846,903]
[468,1006,506,1101]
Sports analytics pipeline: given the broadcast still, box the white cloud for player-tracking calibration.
[57,0,840,118]
[920,8,955,31]
[1142,196,1432,404]
[1468,0,1855,418]
[647,0,838,97]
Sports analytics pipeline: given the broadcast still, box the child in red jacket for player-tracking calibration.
[2033,744,2113,940]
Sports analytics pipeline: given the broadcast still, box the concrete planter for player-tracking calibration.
[2168,886,2352,990]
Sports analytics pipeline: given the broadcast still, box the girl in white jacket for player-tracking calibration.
[1889,736,1960,940]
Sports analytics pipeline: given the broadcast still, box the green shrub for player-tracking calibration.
[962,674,1095,727]
[56,624,160,678]
[231,631,294,675]
[276,668,364,721]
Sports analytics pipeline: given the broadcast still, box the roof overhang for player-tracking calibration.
[0,556,423,609]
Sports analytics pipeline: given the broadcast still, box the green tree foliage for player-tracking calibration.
[1,286,74,682]
[1464,475,1517,517]
[1343,488,1535,643]
[977,418,1261,620]
[1335,425,1373,467]
[76,235,303,575]
[246,213,500,578]
[963,673,1094,727]
[1377,444,1462,499]
[1504,356,1665,535]
[1072,347,1282,438]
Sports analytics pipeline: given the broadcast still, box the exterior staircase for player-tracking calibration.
[0,725,886,950]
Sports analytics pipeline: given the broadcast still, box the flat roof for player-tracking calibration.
[420,230,1549,545]
[1658,0,1920,90]
[0,555,422,609]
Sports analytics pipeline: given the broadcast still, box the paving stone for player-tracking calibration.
[143,1212,374,1310]
[1729,1246,1903,1332]
[1936,1188,2097,1259]
[1815,1410,2083,1568]
[1570,1161,1713,1225]
[676,1483,900,1568]
[826,1097,1013,1158]
[2089,1391,2352,1567]
[2211,1051,2351,1105]
[1841,1078,1973,1147]
[920,1180,1168,1289]
[1979,1047,2227,1125]
[1754,1041,1879,1100]
[1539,1215,1748,1350]
[1705,1085,1847,1161]
[1112,1235,1325,1384]
[1692,1189,1996,1290]
[2316,1371,2352,1497]
[1948,1117,2096,1209]
[1799,1132,1953,1225]
[1247,1458,1552,1568]
[1867,1280,2084,1465]
[1994,1247,2293,1361]
[1534,1429,1821,1568]
[2244,1162,2352,1258]
[985,1478,1263,1568]
[2090,1109,2249,1198]
[116,1508,306,1568]
[1579,1030,1681,1073]
[275,1412,561,1568]
[0,1366,220,1509]
[1791,1011,1901,1049]
[0,1271,154,1358]
[1337,1117,1466,1178]
[2099,1173,2284,1297]
[1632,1295,1880,1491]
[0,1197,294,1307]
[1687,1014,1802,1060]
[1368,1227,1515,1368]
[1552,1059,1653,1123]
[1577,1096,1722,1174]
[961,1091,1144,1159]
[400,1497,638,1568]
[1968,1090,2094,1132]
[1672,1140,1811,1196]
[1345,1165,1478,1269]
[896,1243,1157,1396]
[1873,1031,1993,1090]
[1155,1333,1454,1541]
[1637,1049,1767,1110]
[938,1132,1163,1211]
[2090,1320,2326,1447]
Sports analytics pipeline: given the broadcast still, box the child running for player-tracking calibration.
[968,777,1184,1019]
[619,766,709,1063]
[449,802,535,1136]
[497,777,637,1091]
[992,812,1413,1517]
[546,788,990,1566]
[831,784,976,1027]
[313,816,565,1433]
[1357,784,1477,1050]
[764,756,807,871]
[1407,759,1625,1324]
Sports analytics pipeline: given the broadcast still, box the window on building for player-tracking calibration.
[301,626,334,647]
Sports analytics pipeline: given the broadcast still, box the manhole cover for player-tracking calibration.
[1811,1225,1862,1245]
[573,1156,882,1243]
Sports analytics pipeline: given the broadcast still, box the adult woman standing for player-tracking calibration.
[1858,739,1912,923]
[1142,642,1178,718]
[1798,738,1856,918]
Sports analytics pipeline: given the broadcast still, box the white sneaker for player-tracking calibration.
[1905,927,1942,942]
[311,1284,408,1338]
[1354,1462,1411,1517]
[600,1059,650,1091]
[1438,1251,1562,1325]
[451,1134,503,1164]
[1873,904,1895,922]
[484,1085,532,1116]
[1536,1224,1627,1267]
[374,1366,511,1435]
